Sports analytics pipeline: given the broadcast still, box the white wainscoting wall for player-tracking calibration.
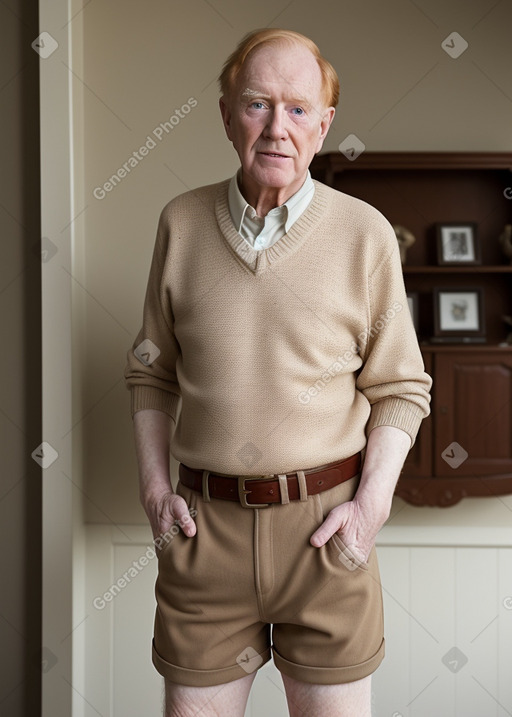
[83,524,512,717]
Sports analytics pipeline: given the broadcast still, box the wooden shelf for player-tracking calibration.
[403,265,512,273]
[420,343,512,352]
[311,152,512,180]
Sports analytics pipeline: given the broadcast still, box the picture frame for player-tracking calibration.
[406,292,419,332]
[436,223,480,265]
[433,288,485,341]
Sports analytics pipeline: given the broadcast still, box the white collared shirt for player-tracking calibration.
[228,170,315,251]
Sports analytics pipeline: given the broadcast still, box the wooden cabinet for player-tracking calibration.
[400,348,512,506]
[310,151,512,506]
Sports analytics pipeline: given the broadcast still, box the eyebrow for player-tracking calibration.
[241,88,271,100]
[240,87,312,109]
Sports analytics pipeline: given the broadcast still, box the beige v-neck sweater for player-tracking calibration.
[124,179,431,475]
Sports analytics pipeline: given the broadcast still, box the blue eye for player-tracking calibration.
[292,107,304,115]
[251,101,265,109]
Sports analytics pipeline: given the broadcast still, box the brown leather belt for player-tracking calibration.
[178,452,362,508]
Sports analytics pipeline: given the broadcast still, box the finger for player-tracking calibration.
[337,540,368,571]
[310,510,345,548]
[168,494,197,537]
[338,539,368,565]
[152,497,176,538]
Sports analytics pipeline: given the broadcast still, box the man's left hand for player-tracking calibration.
[309,426,412,561]
[309,497,386,565]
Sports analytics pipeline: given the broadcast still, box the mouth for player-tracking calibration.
[259,151,290,158]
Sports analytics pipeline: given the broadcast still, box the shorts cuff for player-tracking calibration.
[152,639,272,687]
[272,638,385,685]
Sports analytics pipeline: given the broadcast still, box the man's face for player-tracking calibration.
[219,42,335,204]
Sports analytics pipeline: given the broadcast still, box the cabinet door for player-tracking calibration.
[402,352,432,477]
[434,352,512,477]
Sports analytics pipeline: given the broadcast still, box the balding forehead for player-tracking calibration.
[242,43,321,80]
[232,43,326,108]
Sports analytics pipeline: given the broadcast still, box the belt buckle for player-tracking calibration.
[237,475,273,508]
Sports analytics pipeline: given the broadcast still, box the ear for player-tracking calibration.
[315,106,335,154]
[219,96,233,142]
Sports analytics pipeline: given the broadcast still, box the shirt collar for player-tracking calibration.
[228,169,315,235]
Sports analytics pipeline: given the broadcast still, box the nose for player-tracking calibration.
[263,106,288,141]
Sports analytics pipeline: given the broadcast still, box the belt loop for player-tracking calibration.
[296,470,308,501]
[277,474,290,505]
[202,470,211,502]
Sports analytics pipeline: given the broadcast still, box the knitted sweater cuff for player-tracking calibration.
[366,397,424,448]
[130,385,179,423]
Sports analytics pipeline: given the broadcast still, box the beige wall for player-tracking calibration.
[77,0,512,525]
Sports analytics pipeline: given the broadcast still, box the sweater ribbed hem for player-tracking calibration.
[130,385,179,422]
[366,397,424,448]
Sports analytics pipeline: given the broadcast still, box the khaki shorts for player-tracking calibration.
[152,471,385,687]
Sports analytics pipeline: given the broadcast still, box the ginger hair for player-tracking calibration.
[218,28,340,108]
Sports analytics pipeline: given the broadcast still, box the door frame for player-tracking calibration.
[39,1,85,714]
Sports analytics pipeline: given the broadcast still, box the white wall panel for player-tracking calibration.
[497,549,512,717]
[455,548,499,716]
[244,663,289,717]
[372,547,411,717]
[112,544,162,716]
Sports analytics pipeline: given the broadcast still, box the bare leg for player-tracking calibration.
[282,673,372,717]
[164,673,256,717]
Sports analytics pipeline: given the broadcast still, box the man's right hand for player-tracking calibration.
[144,490,197,543]
[132,410,197,543]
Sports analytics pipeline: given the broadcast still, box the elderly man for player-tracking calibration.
[125,28,431,717]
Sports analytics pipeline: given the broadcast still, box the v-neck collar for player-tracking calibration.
[214,178,330,275]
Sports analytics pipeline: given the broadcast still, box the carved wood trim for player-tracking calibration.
[311,151,512,177]
[396,475,512,507]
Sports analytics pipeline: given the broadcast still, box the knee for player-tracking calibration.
[164,697,225,717]
[164,681,199,717]
[164,678,247,717]
[282,673,372,717]
[164,696,207,717]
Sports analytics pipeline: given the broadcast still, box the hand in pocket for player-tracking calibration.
[144,490,197,547]
[309,497,381,565]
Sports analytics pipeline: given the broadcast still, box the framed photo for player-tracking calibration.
[433,288,485,340]
[436,223,480,265]
[406,292,419,332]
